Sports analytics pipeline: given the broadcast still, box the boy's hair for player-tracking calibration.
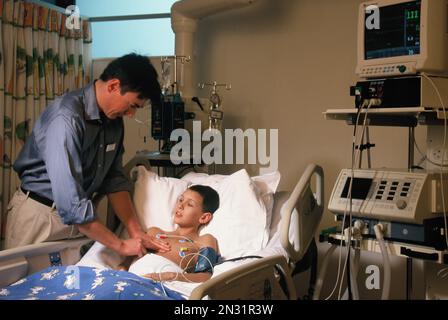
[99,53,161,103]
[188,185,220,214]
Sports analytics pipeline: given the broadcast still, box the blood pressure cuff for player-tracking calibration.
[194,247,219,273]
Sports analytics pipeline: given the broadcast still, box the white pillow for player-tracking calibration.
[249,170,281,231]
[195,169,270,259]
[181,170,281,233]
[132,167,272,259]
[133,166,189,231]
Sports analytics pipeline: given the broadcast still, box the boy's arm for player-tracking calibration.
[144,272,212,283]
[198,234,219,253]
[144,234,219,283]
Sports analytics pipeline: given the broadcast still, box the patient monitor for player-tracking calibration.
[356,0,448,78]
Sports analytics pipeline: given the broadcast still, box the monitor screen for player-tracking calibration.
[340,177,373,200]
[365,0,421,60]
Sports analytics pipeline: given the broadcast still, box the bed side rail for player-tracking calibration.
[189,255,297,300]
[0,238,90,288]
[280,164,324,263]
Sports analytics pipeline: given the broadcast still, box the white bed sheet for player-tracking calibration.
[76,224,288,299]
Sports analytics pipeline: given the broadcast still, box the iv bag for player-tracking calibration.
[161,59,172,93]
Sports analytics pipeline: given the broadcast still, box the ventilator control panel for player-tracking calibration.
[328,169,447,224]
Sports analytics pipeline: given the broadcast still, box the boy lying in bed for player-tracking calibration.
[117,185,220,283]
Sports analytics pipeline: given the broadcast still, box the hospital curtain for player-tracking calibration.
[0,0,92,241]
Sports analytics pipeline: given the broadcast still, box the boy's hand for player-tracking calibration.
[144,272,178,282]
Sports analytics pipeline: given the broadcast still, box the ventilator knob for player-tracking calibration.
[396,199,407,210]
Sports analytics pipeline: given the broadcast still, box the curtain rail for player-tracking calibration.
[89,13,171,22]
[24,1,171,21]
[24,0,89,19]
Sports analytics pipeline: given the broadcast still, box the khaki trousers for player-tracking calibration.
[4,188,82,249]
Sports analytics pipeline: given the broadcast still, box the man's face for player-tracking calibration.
[103,79,147,119]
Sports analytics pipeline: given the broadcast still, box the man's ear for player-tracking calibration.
[199,212,212,225]
[106,78,121,93]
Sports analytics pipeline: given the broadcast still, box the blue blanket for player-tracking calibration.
[0,266,186,300]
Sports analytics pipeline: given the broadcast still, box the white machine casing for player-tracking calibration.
[356,0,448,78]
[328,168,448,224]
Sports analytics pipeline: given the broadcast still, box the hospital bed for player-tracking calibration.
[0,158,324,300]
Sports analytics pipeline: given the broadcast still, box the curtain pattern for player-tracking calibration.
[0,0,92,240]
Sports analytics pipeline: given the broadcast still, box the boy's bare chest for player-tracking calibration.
[157,237,200,271]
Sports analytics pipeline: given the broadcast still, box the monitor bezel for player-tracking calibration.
[356,0,429,75]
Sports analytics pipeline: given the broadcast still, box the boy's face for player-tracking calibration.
[173,189,211,227]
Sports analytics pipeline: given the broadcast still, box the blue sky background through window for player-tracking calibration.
[76,0,177,17]
[76,0,177,58]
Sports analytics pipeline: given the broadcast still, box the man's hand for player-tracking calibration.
[118,238,147,257]
[106,191,171,253]
[77,220,147,258]
[140,232,171,253]
[130,230,171,253]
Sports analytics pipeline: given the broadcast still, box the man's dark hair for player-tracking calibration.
[189,185,220,214]
[99,53,161,102]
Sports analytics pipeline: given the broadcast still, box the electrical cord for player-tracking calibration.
[343,227,353,300]
[421,73,448,250]
[436,267,448,279]
[339,99,374,299]
[349,246,361,300]
[338,103,365,300]
[342,223,363,300]
[414,138,448,167]
[326,100,373,300]
[373,223,391,300]
[148,234,217,285]
[324,215,349,300]
[313,244,337,300]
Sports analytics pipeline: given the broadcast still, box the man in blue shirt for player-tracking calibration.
[5,54,170,258]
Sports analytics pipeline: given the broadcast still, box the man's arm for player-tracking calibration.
[76,219,146,257]
[107,191,170,252]
[107,191,143,237]
[41,116,145,257]
[42,115,96,225]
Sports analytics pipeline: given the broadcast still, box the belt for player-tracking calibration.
[21,187,54,208]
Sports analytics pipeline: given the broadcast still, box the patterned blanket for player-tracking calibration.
[0,266,186,300]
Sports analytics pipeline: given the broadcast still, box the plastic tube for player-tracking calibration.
[374,224,391,300]
[313,244,337,300]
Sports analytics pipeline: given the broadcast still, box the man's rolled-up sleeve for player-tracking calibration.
[43,116,95,225]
